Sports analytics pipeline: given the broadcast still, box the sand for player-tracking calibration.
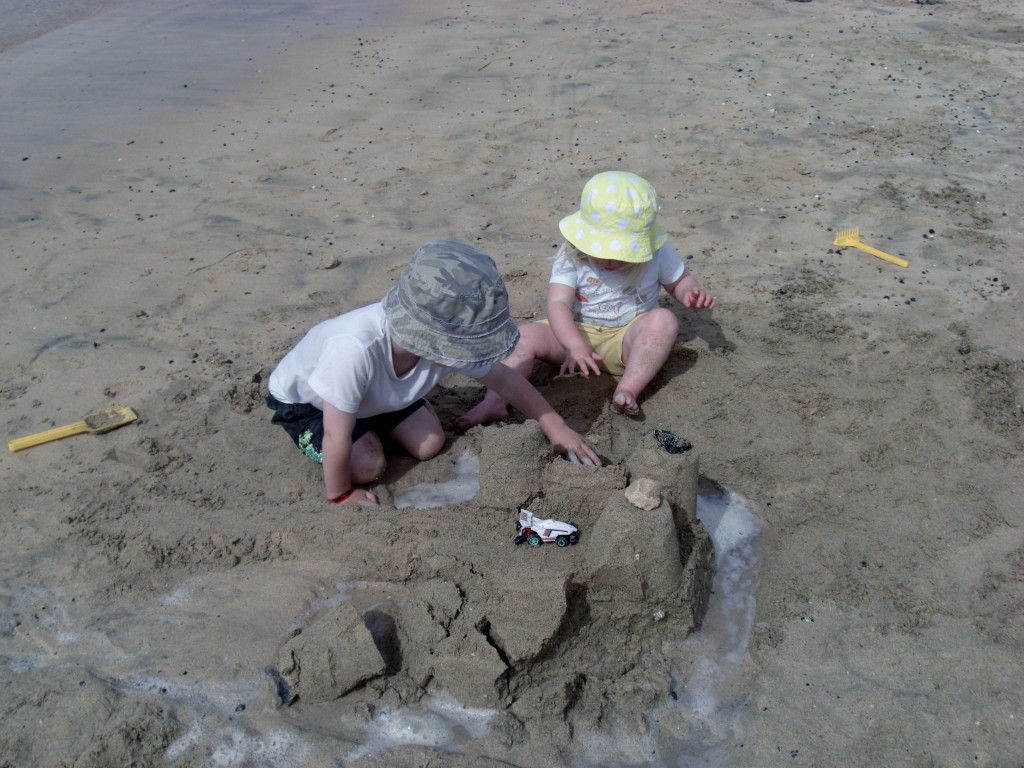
[1,0,1022,765]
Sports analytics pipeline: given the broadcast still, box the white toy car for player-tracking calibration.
[514,508,580,548]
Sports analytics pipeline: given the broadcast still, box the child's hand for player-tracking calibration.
[560,345,604,377]
[337,488,379,506]
[550,427,601,466]
[682,288,716,309]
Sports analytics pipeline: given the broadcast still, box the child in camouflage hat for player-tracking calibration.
[267,240,600,506]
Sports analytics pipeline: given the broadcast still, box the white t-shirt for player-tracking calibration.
[549,241,687,327]
[268,303,490,416]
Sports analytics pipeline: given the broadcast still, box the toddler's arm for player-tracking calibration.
[547,283,604,376]
[322,403,378,505]
[665,272,716,309]
[480,364,600,465]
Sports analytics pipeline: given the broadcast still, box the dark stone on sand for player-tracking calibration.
[654,428,692,454]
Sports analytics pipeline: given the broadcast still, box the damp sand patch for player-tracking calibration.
[392,450,480,509]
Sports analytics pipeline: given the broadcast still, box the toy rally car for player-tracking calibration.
[514,508,580,548]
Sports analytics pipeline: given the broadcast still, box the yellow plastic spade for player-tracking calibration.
[833,227,909,268]
[8,406,138,452]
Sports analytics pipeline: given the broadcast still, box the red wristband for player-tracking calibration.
[328,489,355,504]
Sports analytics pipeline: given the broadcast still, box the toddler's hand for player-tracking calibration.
[569,441,601,466]
[550,429,601,466]
[560,346,604,377]
[340,488,379,506]
[682,288,716,309]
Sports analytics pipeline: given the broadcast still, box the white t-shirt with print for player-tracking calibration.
[549,241,687,327]
[268,303,490,416]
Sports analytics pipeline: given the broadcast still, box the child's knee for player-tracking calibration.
[411,430,445,461]
[528,320,565,341]
[351,434,387,483]
[352,453,386,484]
[648,307,679,338]
[520,321,561,361]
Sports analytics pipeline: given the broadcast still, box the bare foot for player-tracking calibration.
[456,397,510,430]
[611,389,641,417]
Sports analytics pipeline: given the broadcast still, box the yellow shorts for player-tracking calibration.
[541,318,636,376]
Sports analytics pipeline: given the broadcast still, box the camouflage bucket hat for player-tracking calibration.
[559,171,668,264]
[382,241,520,367]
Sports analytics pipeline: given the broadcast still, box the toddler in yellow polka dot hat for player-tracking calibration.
[558,170,668,263]
[461,171,715,424]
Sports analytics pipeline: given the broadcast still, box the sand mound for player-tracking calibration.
[272,418,714,747]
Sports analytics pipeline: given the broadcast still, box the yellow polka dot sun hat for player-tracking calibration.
[558,171,668,264]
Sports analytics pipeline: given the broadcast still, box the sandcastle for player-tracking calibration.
[273,418,716,741]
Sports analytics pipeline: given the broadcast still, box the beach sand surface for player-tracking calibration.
[1,0,1021,765]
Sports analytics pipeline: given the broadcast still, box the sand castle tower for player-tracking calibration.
[479,421,714,620]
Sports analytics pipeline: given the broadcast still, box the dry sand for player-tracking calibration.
[1,0,1022,765]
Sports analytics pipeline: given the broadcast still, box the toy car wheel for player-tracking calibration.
[568,532,579,545]
[556,535,569,548]
[528,532,541,548]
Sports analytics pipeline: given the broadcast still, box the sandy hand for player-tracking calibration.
[682,288,716,309]
[339,489,378,506]
[561,436,600,466]
[560,346,604,377]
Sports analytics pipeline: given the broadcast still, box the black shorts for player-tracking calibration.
[266,393,427,464]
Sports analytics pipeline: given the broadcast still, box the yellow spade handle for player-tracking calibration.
[851,242,908,268]
[8,421,89,452]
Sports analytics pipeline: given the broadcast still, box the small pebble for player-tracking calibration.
[626,478,662,510]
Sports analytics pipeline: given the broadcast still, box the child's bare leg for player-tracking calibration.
[615,308,679,415]
[350,432,387,484]
[390,403,446,460]
[459,322,563,427]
